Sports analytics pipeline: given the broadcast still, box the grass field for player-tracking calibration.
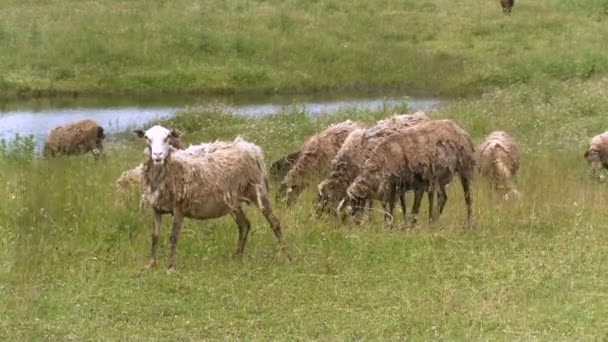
[3,77,608,338]
[1,0,608,97]
[4,0,608,339]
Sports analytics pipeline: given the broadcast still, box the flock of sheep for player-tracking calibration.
[40,112,607,272]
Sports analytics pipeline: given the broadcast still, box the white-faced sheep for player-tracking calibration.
[584,131,608,180]
[476,131,520,199]
[115,130,187,190]
[338,119,475,228]
[43,119,105,158]
[316,111,430,216]
[133,125,287,272]
[279,119,366,205]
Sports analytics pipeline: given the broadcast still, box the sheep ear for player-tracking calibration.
[132,129,145,138]
[170,129,183,138]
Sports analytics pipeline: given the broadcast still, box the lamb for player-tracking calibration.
[315,111,430,215]
[43,119,105,158]
[584,131,608,180]
[476,131,520,199]
[133,125,287,272]
[279,119,366,205]
[500,0,514,14]
[338,119,475,228]
[269,150,301,181]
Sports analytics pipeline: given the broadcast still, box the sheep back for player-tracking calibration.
[585,132,608,168]
[282,119,365,187]
[43,119,105,157]
[141,137,268,219]
[476,131,520,188]
[320,112,430,204]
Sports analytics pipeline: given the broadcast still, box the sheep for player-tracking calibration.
[279,119,366,205]
[269,150,301,181]
[43,119,105,158]
[500,0,514,14]
[315,111,430,217]
[338,119,475,228]
[584,131,608,180]
[476,131,520,199]
[133,125,287,272]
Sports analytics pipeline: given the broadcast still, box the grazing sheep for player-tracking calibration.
[500,0,514,14]
[339,119,475,228]
[269,150,301,181]
[584,131,608,180]
[43,119,105,158]
[316,111,430,216]
[133,125,287,272]
[280,119,366,205]
[476,131,520,199]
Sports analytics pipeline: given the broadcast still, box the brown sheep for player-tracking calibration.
[279,119,366,205]
[501,0,514,14]
[339,120,475,228]
[269,150,301,181]
[315,111,430,216]
[476,131,520,199]
[584,131,608,180]
[134,125,287,273]
[43,119,105,158]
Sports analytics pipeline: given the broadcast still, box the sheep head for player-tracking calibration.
[133,125,182,166]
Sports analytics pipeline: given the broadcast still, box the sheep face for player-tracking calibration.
[133,125,182,166]
[315,179,346,215]
[315,181,333,215]
[336,193,366,221]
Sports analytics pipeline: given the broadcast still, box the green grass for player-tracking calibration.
[4,0,608,339]
[1,0,608,97]
[4,80,608,338]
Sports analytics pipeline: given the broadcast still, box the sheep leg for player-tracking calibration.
[409,189,424,225]
[146,210,163,269]
[399,192,407,224]
[231,207,251,259]
[258,195,288,256]
[461,175,473,228]
[437,186,448,216]
[428,189,436,223]
[167,208,184,273]
[383,187,397,228]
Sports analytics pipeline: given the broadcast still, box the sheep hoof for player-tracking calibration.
[166,266,177,275]
[232,252,244,260]
[143,259,157,270]
[278,247,291,261]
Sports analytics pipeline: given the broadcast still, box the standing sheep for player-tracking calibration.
[584,131,608,180]
[339,120,475,228]
[476,131,520,199]
[279,119,366,205]
[133,125,287,272]
[315,111,430,216]
[43,119,105,158]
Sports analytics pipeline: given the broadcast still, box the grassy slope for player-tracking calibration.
[0,0,607,97]
[3,79,608,338]
[3,0,608,339]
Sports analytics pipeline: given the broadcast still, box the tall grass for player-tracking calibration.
[1,0,608,97]
[4,78,608,338]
